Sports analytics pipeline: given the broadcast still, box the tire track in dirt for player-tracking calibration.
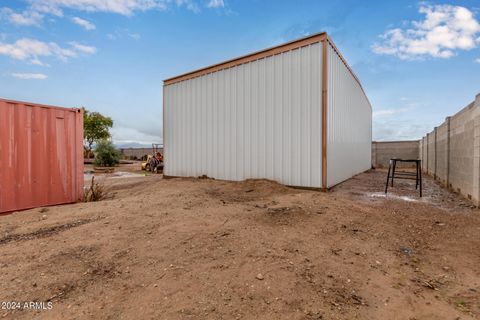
[0,217,100,245]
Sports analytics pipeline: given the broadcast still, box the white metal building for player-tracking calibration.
[163,32,372,189]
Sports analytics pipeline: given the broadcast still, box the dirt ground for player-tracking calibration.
[84,161,146,174]
[1,169,479,320]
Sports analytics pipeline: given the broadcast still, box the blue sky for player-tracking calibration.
[1,0,479,145]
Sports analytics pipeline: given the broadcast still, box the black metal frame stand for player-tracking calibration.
[385,158,422,197]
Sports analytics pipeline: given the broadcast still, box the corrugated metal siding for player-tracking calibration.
[0,100,84,213]
[326,42,372,187]
[164,43,323,187]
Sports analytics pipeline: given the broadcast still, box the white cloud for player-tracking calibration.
[111,125,162,145]
[2,0,222,28]
[29,0,169,16]
[29,2,64,17]
[106,29,141,40]
[207,0,224,8]
[69,41,97,54]
[0,38,52,60]
[0,38,96,64]
[475,58,480,63]
[373,120,431,141]
[30,57,50,66]
[373,4,480,60]
[175,0,200,13]
[1,8,44,26]
[11,73,48,80]
[373,108,409,118]
[71,16,95,30]
[373,109,399,118]
[129,33,141,40]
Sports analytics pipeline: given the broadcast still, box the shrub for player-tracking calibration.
[84,176,109,202]
[93,139,120,167]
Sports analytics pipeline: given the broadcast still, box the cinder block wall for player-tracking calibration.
[435,121,449,185]
[420,137,428,172]
[427,132,435,174]
[120,147,164,160]
[419,93,480,205]
[371,140,420,168]
[449,106,476,198]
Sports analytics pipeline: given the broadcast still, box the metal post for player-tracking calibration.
[391,159,396,187]
[419,160,423,197]
[385,160,391,194]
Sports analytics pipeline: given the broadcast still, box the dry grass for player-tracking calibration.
[83,176,110,202]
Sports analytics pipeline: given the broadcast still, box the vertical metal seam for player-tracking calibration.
[74,108,78,201]
[446,117,450,187]
[321,39,328,189]
[72,107,78,201]
[1,101,83,213]
[434,127,438,179]
[163,85,166,174]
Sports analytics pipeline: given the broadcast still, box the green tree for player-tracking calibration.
[93,140,121,167]
[83,108,113,158]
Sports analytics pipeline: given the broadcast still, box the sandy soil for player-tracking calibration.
[0,169,479,320]
[84,161,145,174]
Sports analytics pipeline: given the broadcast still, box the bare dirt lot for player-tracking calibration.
[1,169,479,320]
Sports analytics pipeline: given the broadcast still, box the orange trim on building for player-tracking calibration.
[163,32,370,112]
[321,39,328,189]
[324,36,372,111]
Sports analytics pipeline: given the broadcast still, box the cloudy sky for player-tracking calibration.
[1,0,479,144]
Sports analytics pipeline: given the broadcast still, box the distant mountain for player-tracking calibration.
[115,142,162,148]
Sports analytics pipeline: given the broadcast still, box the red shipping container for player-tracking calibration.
[0,98,84,213]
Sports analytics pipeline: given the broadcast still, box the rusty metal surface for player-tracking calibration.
[0,98,84,213]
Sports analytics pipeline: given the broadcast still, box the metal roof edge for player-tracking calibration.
[0,98,81,112]
[324,36,372,113]
[162,32,372,114]
[163,32,327,85]
[373,140,420,143]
